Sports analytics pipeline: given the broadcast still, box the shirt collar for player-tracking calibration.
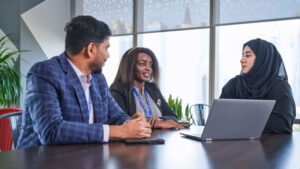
[67,58,92,84]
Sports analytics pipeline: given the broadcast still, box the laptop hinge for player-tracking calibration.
[205,138,213,141]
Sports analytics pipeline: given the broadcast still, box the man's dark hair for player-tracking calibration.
[113,47,160,89]
[64,15,111,56]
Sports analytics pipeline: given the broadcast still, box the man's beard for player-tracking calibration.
[89,61,103,73]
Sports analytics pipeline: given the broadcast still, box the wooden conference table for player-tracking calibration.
[1,128,300,169]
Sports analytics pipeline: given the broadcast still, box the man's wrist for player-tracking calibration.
[109,125,126,140]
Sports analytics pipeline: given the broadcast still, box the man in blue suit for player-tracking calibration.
[17,16,151,148]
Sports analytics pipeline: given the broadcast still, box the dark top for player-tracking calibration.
[110,82,178,122]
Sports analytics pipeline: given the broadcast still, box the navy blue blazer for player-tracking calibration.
[17,53,130,148]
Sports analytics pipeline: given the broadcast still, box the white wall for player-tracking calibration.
[21,0,70,58]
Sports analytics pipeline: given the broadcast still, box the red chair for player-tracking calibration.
[0,108,22,151]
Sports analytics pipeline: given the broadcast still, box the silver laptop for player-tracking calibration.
[180,99,276,141]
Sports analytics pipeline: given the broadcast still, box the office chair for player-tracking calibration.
[189,104,210,126]
[0,108,22,151]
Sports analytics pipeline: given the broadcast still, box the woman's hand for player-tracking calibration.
[154,120,184,129]
[146,117,159,127]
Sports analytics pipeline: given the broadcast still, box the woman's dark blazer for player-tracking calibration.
[109,82,178,122]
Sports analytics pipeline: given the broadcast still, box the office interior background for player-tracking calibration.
[0,0,299,128]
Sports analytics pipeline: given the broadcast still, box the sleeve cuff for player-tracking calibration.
[123,119,130,124]
[103,124,109,142]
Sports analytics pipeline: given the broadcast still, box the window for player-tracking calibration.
[103,36,133,85]
[138,0,209,32]
[83,0,133,35]
[216,0,300,24]
[79,0,300,121]
[138,29,210,105]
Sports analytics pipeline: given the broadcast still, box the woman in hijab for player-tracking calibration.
[220,38,295,134]
[110,47,183,129]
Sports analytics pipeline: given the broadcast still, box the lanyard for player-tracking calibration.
[132,87,152,118]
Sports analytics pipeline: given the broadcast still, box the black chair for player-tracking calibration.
[0,110,22,150]
[189,104,211,126]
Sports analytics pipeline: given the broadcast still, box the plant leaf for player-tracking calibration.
[0,34,23,107]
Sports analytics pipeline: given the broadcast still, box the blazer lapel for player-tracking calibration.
[59,53,89,123]
[68,73,90,123]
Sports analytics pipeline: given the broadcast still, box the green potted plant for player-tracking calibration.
[167,94,192,127]
[0,35,23,107]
